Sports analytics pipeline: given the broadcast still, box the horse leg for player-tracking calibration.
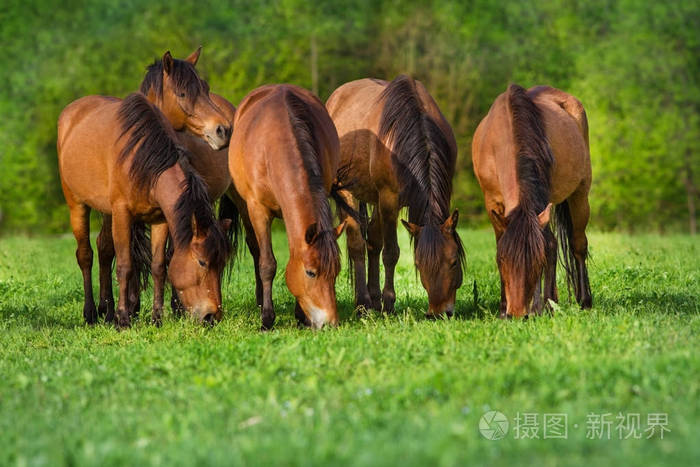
[96,214,115,323]
[150,222,168,326]
[241,209,263,307]
[532,280,543,316]
[111,205,134,328]
[487,210,508,318]
[542,225,558,310]
[378,191,400,313]
[69,203,97,324]
[567,189,593,309]
[366,207,382,311]
[339,191,371,312]
[248,203,276,330]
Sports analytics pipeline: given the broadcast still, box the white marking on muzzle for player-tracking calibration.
[307,304,329,329]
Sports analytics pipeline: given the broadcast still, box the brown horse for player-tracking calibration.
[472,84,593,318]
[326,76,464,317]
[57,50,232,327]
[228,84,346,330]
[95,48,238,324]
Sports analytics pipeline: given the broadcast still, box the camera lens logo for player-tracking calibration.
[479,410,509,440]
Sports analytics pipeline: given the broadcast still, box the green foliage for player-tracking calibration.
[0,0,698,232]
[0,229,698,464]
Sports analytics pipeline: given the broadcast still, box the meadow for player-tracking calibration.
[0,227,697,466]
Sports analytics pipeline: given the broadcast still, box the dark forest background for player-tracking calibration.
[1,0,698,234]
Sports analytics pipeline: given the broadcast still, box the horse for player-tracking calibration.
[57,50,232,328]
[95,48,238,324]
[326,76,464,318]
[228,84,346,330]
[472,84,593,318]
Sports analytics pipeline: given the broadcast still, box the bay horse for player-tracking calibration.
[57,50,232,327]
[326,76,464,317]
[95,48,238,324]
[472,84,593,318]
[228,84,346,330]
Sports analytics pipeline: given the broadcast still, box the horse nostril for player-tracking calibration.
[216,124,225,139]
[202,312,216,325]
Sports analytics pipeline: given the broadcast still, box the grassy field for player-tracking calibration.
[0,228,697,466]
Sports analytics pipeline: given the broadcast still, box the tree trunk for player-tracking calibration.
[685,149,697,235]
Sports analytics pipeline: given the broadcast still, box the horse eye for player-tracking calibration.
[178,92,186,98]
[198,259,206,267]
[305,270,317,278]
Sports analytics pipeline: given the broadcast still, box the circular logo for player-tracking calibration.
[479,410,509,440]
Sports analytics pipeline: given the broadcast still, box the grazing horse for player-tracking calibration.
[96,48,238,324]
[57,50,232,327]
[326,76,464,317]
[472,84,593,318]
[228,84,346,330]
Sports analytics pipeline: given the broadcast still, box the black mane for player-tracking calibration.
[378,75,463,274]
[117,93,230,271]
[140,58,209,105]
[117,93,187,192]
[498,84,554,281]
[284,89,340,279]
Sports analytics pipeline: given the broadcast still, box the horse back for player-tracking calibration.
[230,85,339,212]
[57,95,123,212]
[529,87,592,201]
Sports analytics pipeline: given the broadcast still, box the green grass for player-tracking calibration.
[0,229,698,466]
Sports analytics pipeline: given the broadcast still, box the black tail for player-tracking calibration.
[554,201,590,302]
[130,221,152,292]
[218,193,241,269]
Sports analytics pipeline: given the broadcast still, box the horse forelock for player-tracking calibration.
[284,89,340,279]
[413,222,465,276]
[378,75,454,227]
[140,58,207,105]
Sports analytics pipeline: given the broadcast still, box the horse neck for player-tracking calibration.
[276,173,328,257]
[152,164,186,231]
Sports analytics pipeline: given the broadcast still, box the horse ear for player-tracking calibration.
[491,209,507,231]
[334,220,347,238]
[305,223,319,245]
[538,203,552,228]
[219,218,232,232]
[442,209,459,234]
[162,51,174,75]
[401,219,421,237]
[185,46,202,66]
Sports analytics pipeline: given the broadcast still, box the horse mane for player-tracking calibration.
[139,58,209,105]
[117,93,230,271]
[173,158,231,272]
[378,75,463,274]
[118,93,187,192]
[498,84,554,281]
[284,89,340,279]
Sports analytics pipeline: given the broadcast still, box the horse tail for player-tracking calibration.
[554,201,590,302]
[378,75,454,226]
[217,193,241,276]
[129,221,152,292]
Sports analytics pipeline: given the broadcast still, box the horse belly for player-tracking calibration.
[59,134,113,213]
